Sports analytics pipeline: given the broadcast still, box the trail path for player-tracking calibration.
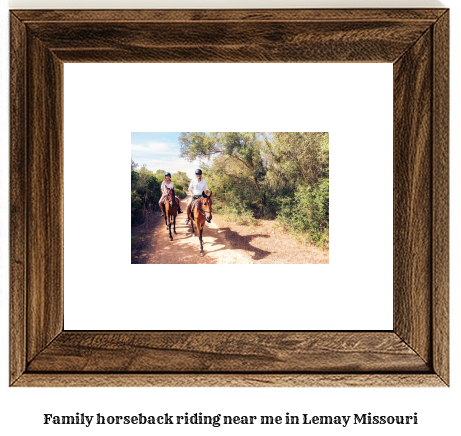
[132,196,329,264]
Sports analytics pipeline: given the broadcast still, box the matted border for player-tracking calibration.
[10,9,449,387]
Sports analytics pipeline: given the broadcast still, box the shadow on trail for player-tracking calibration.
[217,226,272,261]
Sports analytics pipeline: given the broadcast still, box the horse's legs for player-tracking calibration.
[190,213,195,236]
[168,216,173,241]
[173,215,177,235]
[199,226,204,255]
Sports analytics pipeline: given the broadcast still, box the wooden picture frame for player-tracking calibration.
[10,9,449,387]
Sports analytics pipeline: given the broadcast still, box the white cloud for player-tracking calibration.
[131,141,175,154]
[131,138,205,178]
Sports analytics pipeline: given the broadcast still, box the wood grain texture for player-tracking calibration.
[27,21,432,63]
[9,9,449,387]
[27,332,429,373]
[26,34,64,362]
[13,374,446,388]
[12,9,447,22]
[432,11,449,385]
[393,29,433,364]
[9,13,27,385]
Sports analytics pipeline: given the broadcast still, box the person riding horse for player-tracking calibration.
[185,169,210,225]
[159,172,183,216]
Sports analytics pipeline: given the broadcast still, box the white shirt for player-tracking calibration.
[160,181,174,194]
[188,178,209,196]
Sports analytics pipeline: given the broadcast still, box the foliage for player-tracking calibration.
[277,177,329,247]
[154,169,166,180]
[172,171,191,187]
[265,132,329,188]
[179,132,329,246]
[171,171,190,199]
[131,160,161,225]
[180,132,267,193]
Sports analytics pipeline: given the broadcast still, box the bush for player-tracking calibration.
[276,177,329,247]
[171,179,187,199]
[131,190,143,224]
[218,201,256,225]
[175,187,186,199]
[131,163,162,225]
[209,184,257,225]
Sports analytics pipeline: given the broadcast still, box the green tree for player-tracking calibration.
[179,132,266,193]
[131,161,161,225]
[263,132,329,245]
[170,176,187,199]
[172,170,191,188]
[154,169,166,181]
[131,159,139,189]
[264,132,329,191]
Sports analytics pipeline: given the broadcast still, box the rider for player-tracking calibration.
[158,172,183,215]
[185,169,210,224]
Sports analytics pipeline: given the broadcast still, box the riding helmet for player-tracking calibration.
[165,172,171,177]
[195,169,202,175]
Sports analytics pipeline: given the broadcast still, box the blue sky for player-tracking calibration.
[131,132,201,179]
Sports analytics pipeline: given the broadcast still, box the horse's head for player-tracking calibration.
[201,190,212,223]
[167,187,175,206]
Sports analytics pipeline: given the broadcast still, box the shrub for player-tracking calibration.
[131,163,162,225]
[131,190,143,224]
[276,177,329,247]
[175,187,186,199]
[171,179,187,199]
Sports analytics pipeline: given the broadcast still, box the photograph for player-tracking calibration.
[131,132,329,264]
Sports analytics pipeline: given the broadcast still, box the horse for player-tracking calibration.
[189,190,212,256]
[163,187,178,241]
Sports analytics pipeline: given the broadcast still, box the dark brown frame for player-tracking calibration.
[10,9,449,387]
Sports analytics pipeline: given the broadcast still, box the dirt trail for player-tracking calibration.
[132,196,329,265]
[137,197,252,264]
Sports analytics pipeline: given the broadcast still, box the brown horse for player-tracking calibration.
[164,187,178,241]
[189,190,212,256]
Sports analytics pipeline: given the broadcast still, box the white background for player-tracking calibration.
[63,63,392,331]
[0,0,458,436]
